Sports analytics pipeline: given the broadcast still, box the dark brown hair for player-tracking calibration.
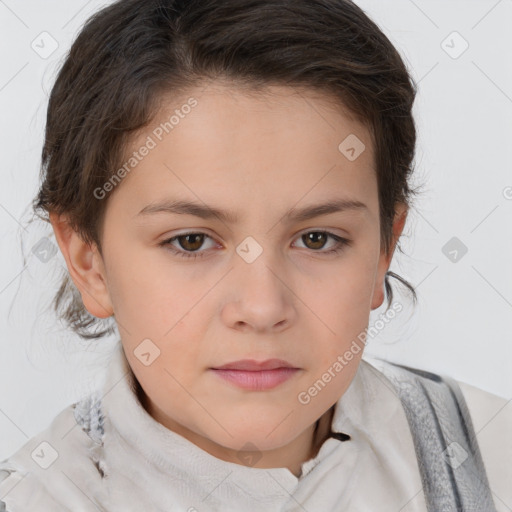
[30,0,422,340]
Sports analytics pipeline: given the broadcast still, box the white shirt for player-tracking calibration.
[0,341,510,511]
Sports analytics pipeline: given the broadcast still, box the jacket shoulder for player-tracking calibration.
[0,466,26,511]
[367,357,511,512]
[0,392,106,511]
[457,380,512,512]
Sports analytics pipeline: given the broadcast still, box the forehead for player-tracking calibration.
[153,81,371,140]
[130,81,373,158]
[110,82,377,221]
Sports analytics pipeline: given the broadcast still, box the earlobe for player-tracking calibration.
[370,203,408,311]
[371,285,385,311]
[49,213,114,319]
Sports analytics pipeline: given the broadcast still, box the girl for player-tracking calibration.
[0,0,510,510]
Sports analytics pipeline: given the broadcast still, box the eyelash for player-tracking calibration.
[159,230,351,260]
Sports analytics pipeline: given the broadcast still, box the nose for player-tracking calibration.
[221,250,297,333]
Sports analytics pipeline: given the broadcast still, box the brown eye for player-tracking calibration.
[160,232,216,260]
[294,230,351,255]
[175,233,205,251]
[302,232,328,250]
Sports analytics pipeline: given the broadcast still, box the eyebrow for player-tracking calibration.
[136,198,368,224]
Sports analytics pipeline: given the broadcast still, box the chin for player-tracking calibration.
[214,427,302,454]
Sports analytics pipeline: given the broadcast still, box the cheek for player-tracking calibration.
[310,254,376,326]
[304,255,377,368]
[104,250,176,337]
[107,257,211,358]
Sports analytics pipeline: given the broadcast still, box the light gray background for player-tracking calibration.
[1,0,511,460]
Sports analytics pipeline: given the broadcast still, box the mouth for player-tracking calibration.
[211,358,298,371]
[209,367,300,391]
[209,358,301,391]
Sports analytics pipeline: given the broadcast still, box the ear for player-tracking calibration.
[49,212,114,319]
[371,203,408,311]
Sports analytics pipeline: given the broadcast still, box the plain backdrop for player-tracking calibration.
[0,0,511,460]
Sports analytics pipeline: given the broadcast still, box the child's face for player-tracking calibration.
[53,82,405,467]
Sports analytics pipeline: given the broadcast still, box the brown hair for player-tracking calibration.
[30,0,422,340]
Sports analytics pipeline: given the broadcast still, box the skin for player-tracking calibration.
[50,82,407,478]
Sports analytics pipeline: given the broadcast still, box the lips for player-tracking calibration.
[210,367,300,391]
[211,358,297,371]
